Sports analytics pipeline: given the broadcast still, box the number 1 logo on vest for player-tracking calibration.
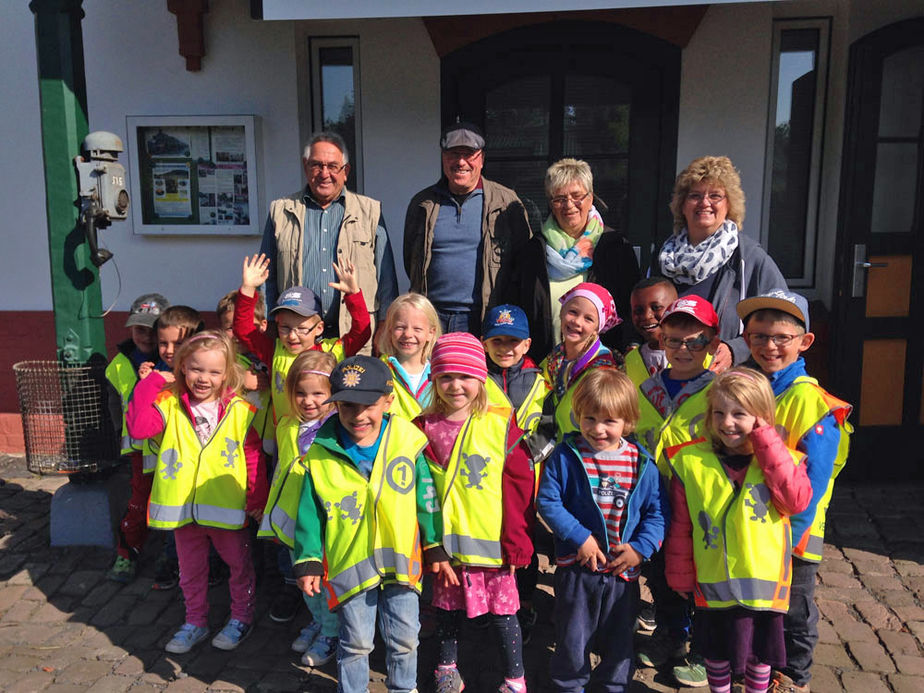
[386,456,416,495]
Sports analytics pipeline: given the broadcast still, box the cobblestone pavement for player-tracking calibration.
[1,453,923,692]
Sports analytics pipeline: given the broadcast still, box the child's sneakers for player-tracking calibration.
[435,665,465,693]
[768,671,810,693]
[636,629,687,668]
[673,654,708,687]
[106,555,137,584]
[498,676,526,692]
[164,623,210,654]
[211,618,252,650]
[300,634,337,667]
[291,621,322,653]
[152,554,179,591]
[636,600,656,632]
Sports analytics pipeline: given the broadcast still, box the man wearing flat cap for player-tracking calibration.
[404,122,533,335]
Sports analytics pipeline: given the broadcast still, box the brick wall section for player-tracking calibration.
[1,309,219,452]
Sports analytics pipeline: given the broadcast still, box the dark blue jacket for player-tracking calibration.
[537,432,669,564]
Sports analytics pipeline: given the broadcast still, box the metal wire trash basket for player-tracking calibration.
[13,360,120,475]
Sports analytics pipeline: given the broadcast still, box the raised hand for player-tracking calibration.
[241,254,270,296]
[328,258,360,295]
[138,362,155,379]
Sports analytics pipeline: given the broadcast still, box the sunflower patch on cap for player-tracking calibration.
[326,356,394,405]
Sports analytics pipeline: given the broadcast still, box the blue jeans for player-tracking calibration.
[436,309,475,336]
[550,565,639,692]
[337,583,419,693]
[781,558,819,686]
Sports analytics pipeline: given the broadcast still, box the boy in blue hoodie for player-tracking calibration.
[538,367,667,692]
[738,290,852,693]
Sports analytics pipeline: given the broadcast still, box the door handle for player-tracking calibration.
[851,244,887,298]
[858,261,889,269]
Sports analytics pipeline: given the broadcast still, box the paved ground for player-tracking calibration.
[1,453,923,692]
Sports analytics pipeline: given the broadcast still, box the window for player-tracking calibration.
[310,37,363,192]
[761,19,831,287]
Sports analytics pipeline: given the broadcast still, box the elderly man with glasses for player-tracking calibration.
[259,131,397,351]
[404,122,533,336]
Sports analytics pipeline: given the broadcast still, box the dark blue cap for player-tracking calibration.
[325,356,394,405]
[272,286,321,318]
[482,304,530,341]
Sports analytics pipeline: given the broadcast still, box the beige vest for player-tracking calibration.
[271,188,380,339]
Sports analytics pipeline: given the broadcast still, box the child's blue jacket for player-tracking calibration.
[537,432,669,563]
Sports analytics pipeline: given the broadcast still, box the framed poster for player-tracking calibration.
[126,115,261,235]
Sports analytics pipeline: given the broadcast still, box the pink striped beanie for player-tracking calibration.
[430,332,488,383]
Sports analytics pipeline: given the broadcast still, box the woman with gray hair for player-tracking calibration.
[514,158,640,359]
[657,155,787,369]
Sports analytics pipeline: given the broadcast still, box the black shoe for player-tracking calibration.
[636,600,656,632]
[269,584,302,623]
[517,605,538,645]
[152,554,179,591]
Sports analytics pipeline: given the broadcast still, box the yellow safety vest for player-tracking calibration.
[775,376,852,562]
[148,391,256,530]
[105,353,141,455]
[636,382,711,477]
[237,353,274,455]
[304,416,428,609]
[271,338,346,424]
[258,415,304,547]
[429,406,512,567]
[624,348,650,389]
[381,356,429,420]
[142,434,162,474]
[667,439,800,612]
[484,372,550,436]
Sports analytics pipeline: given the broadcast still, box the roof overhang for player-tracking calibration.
[252,0,770,21]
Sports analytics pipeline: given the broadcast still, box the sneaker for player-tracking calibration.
[211,618,252,650]
[301,634,337,667]
[636,600,656,631]
[636,630,687,668]
[269,584,302,623]
[768,671,810,693]
[673,654,708,687]
[165,623,209,654]
[152,554,179,591]
[434,666,465,693]
[291,621,321,653]
[106,556,136,583]
[498,678,526,692]
[517,605,538,645]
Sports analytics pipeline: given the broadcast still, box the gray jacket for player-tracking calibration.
[662,232,787,364]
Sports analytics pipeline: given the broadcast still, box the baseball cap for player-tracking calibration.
[661,296,720,330]
[440,122,485,151]
[736,289,810,331]
[125,293,169,328]
[482,304,530,341]
[325,356,394,405]
[271,287,321,318]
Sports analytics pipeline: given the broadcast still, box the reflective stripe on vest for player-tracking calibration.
[775,377,852,562]
[106,353,140,455]
[636,383,710,477]
[142,435,161,474]
[430,407,511,567]
[148,392,255,530]
[306,416,427,609]
[258,415,303,547]
[667,439,798,613]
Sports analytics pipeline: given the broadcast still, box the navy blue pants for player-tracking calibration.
[781,558,819,686]
[641,546,691,642]
[550,565,638,692]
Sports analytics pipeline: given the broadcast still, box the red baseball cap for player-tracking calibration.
[660,296,719,330]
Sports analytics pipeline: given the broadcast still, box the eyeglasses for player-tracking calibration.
[686,192,726,204]
[278,324,318,338]
[747,333,800,347]
[550,191,591,209]
[307,161,346,174]
[662,335,711,352]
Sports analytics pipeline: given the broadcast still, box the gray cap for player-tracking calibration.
[440,122,485,151]
[125,293,169,328]
[737,289,811,332]
[271,286,321,318]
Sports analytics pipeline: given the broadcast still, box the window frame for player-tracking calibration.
[760,17,832,288]
[309,36,364,193]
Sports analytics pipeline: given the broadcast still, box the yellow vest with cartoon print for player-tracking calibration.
[381,356,428,420]
[142,434,162,474]
[636,382,711,477]
[485,372,550,436]
[271,338,346,425]
[305,416,428,609]
[668,439,799,613]
[258,415,304,547]
[148,391,256,530]
[105,353,140,455]
[775,376,852,563]
[429,406,512,567]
